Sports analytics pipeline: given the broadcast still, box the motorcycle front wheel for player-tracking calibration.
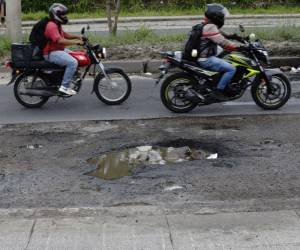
[160,72,198,113]
[94,68,132,105]
[251,74,291,110]
[14,74,50,108]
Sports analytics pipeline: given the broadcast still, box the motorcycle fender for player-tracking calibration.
[264,68,286,81]
[7,75,17,85]
[156,73,172,86]
[7,71,23,86]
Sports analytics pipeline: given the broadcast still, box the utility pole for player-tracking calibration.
[6,0,22,42]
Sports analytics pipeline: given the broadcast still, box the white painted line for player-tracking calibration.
[222,101,255,106]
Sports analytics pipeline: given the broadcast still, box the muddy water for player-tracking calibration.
[86,146,213,180]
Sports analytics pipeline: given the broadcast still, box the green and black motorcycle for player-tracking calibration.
[157,31,291,113]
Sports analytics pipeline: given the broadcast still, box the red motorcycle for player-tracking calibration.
[6,28,132,108]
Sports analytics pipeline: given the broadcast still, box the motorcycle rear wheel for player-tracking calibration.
[251,74,291,110]
[160,72,198,113]
[14,74,50,108]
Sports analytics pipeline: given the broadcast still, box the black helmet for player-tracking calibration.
[205,3,229,28]
[49,3,69,25]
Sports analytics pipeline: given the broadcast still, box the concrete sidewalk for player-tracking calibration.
[1,207,300,249]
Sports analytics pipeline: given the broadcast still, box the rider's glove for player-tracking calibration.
[229,33,243,41]
[237,45,249,53]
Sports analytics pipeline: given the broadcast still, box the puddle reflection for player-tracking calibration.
[86,146,213,180]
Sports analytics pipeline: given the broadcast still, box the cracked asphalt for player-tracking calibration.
[0,114,299,214]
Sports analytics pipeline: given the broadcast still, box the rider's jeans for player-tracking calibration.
[198,56,236,90]
[44,49,78,88]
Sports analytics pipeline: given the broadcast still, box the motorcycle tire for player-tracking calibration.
[160,72,198,113]
[14,74,50,108]
[94,68,131,105]
[251,73,291,110]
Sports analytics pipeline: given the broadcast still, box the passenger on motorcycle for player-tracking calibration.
[43,3,84,96]
[197,4,245,101]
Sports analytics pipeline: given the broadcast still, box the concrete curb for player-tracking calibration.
[1,57,300,76]
[21,14,300,27]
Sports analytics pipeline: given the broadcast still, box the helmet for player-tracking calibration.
[205,4,230,28]
[49,3,69,25]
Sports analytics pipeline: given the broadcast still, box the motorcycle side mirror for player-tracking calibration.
[81,27,85,35]
[239,25,245,33]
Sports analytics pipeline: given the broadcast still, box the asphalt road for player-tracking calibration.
[0,76,300,124]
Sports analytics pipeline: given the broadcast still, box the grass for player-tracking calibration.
[22,5,300,21]
[85,26,186,48]
[0,37,11,58]
[86,25,300,48]
[245,25,300,42]
[1,25,300,60]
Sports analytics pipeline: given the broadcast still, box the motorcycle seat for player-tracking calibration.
[12,60,61,69]
[181,59,199,67]
[29,60,61,69]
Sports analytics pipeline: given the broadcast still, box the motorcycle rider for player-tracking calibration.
[196,3,246,101]
[43,3,84,95]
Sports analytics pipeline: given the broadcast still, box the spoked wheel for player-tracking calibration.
[94,68,131,105]
[160,72,198,113]
[14,74,50,108]
[251,74,291,110]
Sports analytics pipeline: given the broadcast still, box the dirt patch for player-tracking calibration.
[3,41,298,64]
[107,41,300,60]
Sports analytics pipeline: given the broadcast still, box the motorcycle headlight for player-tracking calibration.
[256,49,269,63]
[102,48,107,59]
[97,48,107,59]
[261,50,269,57]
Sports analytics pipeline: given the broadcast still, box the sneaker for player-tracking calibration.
[58,86,77,96]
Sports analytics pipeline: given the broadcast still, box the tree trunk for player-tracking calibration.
[106,0,113,34]
[106,0,121,36]
[112,0,121,35]
[6,0,22,42]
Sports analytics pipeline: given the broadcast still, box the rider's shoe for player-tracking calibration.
[209,89,228,102]
[59,86,77,96]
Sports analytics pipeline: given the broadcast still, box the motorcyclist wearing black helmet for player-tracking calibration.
[43,3,84,96]
[197,3,244,101]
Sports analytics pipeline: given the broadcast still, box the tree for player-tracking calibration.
[106,0,121,36]
[6,0,22,42]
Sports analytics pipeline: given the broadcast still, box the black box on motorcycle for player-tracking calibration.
[11,43,35,68]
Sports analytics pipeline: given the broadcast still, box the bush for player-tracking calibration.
[21,0,298,12]
[22,0,97,12]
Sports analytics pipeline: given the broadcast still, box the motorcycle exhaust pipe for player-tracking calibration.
[19,89,56,97]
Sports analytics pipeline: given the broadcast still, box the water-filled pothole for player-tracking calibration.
[86,145,216,180]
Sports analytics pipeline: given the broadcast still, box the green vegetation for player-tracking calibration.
[1,25,300,59]
[22,5,300,21]
[0,37,11,58]
[21,0,300,13]
[88,26,186,48]
[86,25,300,48]
[246,25,300,42]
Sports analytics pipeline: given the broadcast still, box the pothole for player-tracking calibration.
[86,145,216,180]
